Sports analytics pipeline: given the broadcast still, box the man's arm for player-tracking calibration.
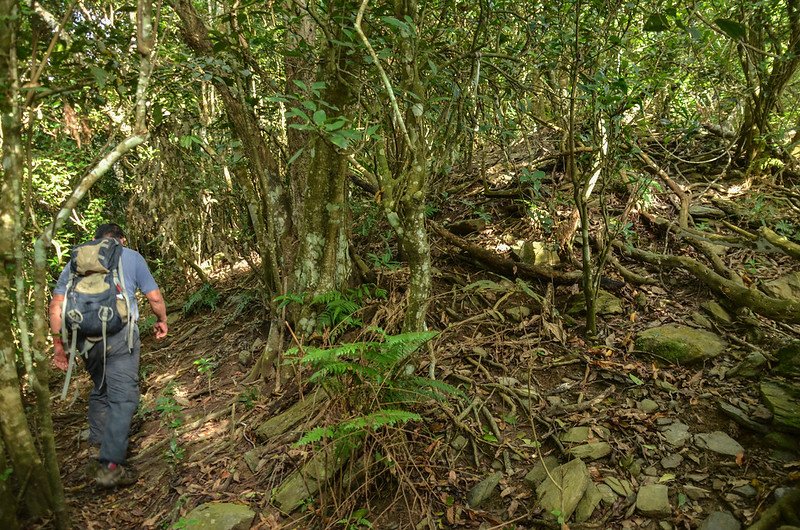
[145,288,168,340]
[49,294,68,371]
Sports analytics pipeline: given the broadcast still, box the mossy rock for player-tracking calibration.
[635,324,726,364]
[774,341,800,378]
[760,380,800,433]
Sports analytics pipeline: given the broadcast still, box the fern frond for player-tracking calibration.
[295,426,335,446]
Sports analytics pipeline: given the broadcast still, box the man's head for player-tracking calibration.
[95,223,126,241]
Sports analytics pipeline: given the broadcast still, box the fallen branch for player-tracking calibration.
[615,242,800,323]
[431,221,583,284]
[758,227,800,260]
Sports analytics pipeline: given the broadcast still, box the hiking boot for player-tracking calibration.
[95,462,138,488]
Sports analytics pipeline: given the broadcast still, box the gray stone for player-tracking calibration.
[774,341,800,378]
[603,476,634,498]
[690,311,713,329]
[467,472,503,508]
[567,442,612,461]
[697,511,740,530]
[451,435,468,451]
[596,483,618,505]
[569,289,623,316]
[718,402,769,433]
[733,485,757,498]
[660,454,683,469]
[761,380,800,433]
[638,399,660,413]
[237,349,251,366]
[762,272,800,301]
[694,431,745,456]
[701,301,733,324]
[683,485,708,500]
[536,459,590,521]
[524,456,559,487]
[636,484,671,516]
[183,503,255,530]
[242,450,261,473]
[635,324,726,364]
[575,482,602,523]
[661,422,692,447]
[728,352,767,378]
[560,426,592,444]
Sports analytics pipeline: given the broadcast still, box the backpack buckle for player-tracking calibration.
[98,306,114,322]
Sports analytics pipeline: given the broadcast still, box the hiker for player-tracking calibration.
[50,223,168,488]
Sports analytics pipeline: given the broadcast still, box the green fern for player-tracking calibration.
[288,330,462,447]
[182,283,220,315]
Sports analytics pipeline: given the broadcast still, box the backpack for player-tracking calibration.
[59,237,133,399]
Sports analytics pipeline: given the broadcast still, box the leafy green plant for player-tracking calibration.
[286,330,462,447]
[182,283,220,315]
[338,508,373,530]
[0,467,12,481]
[194,357,214,394]
[519,168,546,197]
[367,248,401,270]
[165,437,185,465]
[237,386,260,410]
[224,289,259,324]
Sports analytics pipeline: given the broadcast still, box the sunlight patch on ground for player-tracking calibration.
[182,418,230,443]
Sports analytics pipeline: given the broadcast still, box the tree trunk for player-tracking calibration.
[0,0,56,518]
[171,0,292,299]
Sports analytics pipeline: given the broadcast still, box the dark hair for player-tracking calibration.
[94,223,126,240]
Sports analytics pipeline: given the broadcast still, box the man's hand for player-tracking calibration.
[52,339,69,371]
[153,321,168,340]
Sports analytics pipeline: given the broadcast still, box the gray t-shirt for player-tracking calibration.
[54,247,159,321]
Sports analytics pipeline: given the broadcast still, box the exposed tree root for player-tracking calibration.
[615,242,800,323]
[759,226,800,260]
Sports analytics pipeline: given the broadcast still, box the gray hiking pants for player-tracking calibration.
[83,325,140,465]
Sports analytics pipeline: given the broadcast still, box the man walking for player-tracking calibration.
[50,223,168,487]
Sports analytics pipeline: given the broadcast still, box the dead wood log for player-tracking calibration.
[431,221,583,284]
[615,242,800,323]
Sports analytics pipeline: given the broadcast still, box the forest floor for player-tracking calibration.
[48,143,800,530]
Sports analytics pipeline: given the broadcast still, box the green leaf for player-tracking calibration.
[324,119,346,132]
[312,109,327,126]
[329,133,349,149]
[643,12,670,32]
[629,373,644,385]
[292,79,308,91]
[288,147,305,166]
[715,18,746,40]
[380,16,411,34]
[90,67,107,89]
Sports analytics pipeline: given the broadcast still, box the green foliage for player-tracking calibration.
[287,330,463,447]
[165,437,185,465]
[182,283,220,315]
[519,168,546,197]
[0,467,12,481]
[367,248,401,270]
[276,285,387,339]
[338,508,373,530]
[224,289,260,324]
[194,356,214,394]
[237,386,260,410]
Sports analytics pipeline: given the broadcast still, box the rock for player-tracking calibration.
[182,502,255,530]
[694,431,745,456]
[701,301,733,324]
[762,271,800,301]
[568,290,623,316]
[728,352,767,378]
[774,341,800,377]
[733,485,757,498]
[603,476,634,498]
[517,241,560,267]
[683,485,708,500]
[697,511,740,530]
[567,442,612,461]
[635,324,727,364]
[661,422,692,448]
[575,483,602,523]
[659,522,673,530]
[638,399,660,413]
[660,454,683,469]
[596,483,618,505]
[237,350,251,366]
[760,380,800,433]
[536,459,590,521]
[718,402,770,433]
[467,472,503,508]
[764,432,800,452]
[636,484,671,516]
[242,449,261,473]
[560,426,592,444]
[690,311,713,329]
[524,456,560,487]
[451,435,468,451]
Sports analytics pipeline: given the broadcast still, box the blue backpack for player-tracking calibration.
[59,238,132,399]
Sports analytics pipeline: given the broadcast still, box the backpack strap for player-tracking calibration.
[60,322,81,401]
[115,253,134,351]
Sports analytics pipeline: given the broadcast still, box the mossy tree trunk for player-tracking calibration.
[0,0,56,521]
